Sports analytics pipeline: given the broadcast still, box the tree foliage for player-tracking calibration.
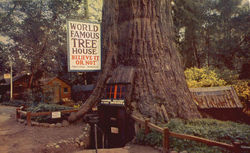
[232,80,250,105]
[184,67,226,88]
[0,0,85,76]
[1,0,248,80]
[0,42,9,72]
[173,0,250,71]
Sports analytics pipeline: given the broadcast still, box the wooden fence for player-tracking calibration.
[16,107,78,126]
[131,114,246,153]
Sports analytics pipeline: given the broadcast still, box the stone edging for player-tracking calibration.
[43,124,91,152]
[153,145,188,153]
[17,118,70,127]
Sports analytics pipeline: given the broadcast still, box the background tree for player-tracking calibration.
[0,0,85,83]
[0,43,8,72]
[172,0,249,71]
[0,0,104,84]
[172,0,205,68]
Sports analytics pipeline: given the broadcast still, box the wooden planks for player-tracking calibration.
[16,109,78,126]
[169,132,233,149]
[131,114,237,153]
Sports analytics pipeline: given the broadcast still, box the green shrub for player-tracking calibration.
[27,103,72,112]
[1,100,31,107]
[27,103,73,123]
[136,119,250,153]
[136,129,163,147]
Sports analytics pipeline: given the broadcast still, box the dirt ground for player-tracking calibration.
[0,105,160,153]
[0,105,86,153]
[78,145,161,153]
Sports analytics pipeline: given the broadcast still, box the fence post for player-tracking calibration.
[163,128,170,153]
[233,141,241,153]
[16,108,20,121]
[26,112,31,126]
[145,118,150,134]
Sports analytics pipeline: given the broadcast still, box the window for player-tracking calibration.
[121,85,126,99]
[106,85,111,98]
[111,85,115,98]
[105,84,126,99]
[117,85,121,99]
[64,87,68,93]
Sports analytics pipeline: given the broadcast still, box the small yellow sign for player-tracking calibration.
[4,74,10,79]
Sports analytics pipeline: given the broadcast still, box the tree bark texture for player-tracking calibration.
[117,0,201,120]
[69,0,201,122]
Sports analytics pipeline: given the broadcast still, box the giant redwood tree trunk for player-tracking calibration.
[69,0,201,122]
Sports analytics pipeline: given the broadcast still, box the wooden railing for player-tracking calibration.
[131,114,246,153]
[16,107,78,126]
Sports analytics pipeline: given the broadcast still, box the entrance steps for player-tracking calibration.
[76,148,129,153]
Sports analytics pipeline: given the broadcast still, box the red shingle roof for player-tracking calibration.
[190,86,243,109]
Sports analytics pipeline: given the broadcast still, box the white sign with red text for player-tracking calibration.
[67,20,101,71]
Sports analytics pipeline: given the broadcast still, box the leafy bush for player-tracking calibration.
[232,80,250,104]
[136,129,163,147]
[1,100,32,107]
[42,88,54,103]
[27,103,72,112]
[184,67,227,88]
[136,119,250,153]
[27,103,73,123]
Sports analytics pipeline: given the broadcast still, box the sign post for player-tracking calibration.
[10,61,13,101]
[67,20,101,72]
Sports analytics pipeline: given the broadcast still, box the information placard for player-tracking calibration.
[101,99,125,106]
[52,112,61,119]
[67,20,101,71]
[111,127,119,134]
